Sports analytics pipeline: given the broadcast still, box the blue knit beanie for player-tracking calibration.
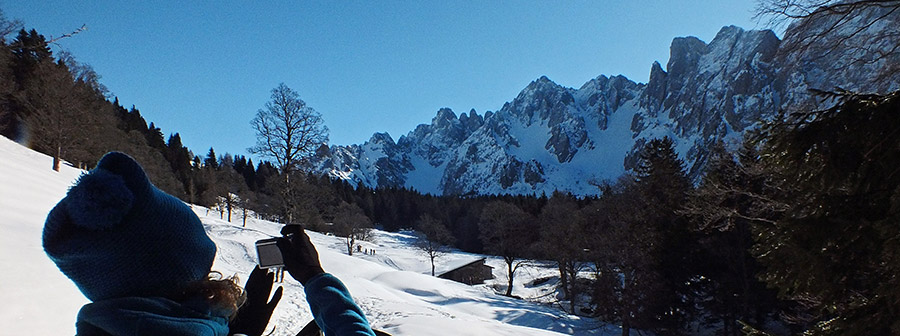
[43,152,217,302]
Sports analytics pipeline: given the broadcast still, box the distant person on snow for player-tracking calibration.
[42,152,375,336]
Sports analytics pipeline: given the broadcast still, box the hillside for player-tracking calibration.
[0,135,614,335]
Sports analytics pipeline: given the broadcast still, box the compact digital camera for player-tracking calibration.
[255,238,284,269]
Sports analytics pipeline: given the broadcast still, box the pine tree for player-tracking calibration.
[584,177,662,336]
[627,137,694,335]
[633,137,691,212]
[145,122,165,149]
[118,105,148,133]
[10,29,51,85]
[682,142,784,335]
[204,147,219,170]
[751,90,900,335]
[0,28,19,139]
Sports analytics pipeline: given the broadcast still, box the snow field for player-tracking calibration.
[0,136,616,335]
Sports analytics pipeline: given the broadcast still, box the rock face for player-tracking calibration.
[774,4,900,108]
[310,9,900,196]
[634,26,781,177]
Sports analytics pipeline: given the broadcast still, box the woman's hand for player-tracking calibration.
[277,225,325,285]
[229,266,282,336]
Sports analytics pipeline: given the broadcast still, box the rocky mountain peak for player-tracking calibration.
[532,75,556,86]
[519,76,567,101]
[312,11,900,196]
[368,132,395,146]
[459,109,485,132]
[640,61,668,115]
[508,76,574,126]
[667,36,708,81]
[705,26,780,71]
[432,107,458,128]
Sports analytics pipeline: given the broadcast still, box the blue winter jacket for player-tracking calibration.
[304,273,375,336]
[74,273,374,336]
[74,296,230,336]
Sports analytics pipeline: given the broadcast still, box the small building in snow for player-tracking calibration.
[438,258,494,285]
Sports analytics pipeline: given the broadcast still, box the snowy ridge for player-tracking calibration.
[312,10,900,196]
[0,136,616,335]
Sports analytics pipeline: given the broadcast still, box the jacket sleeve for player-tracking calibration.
[303,273,375,336]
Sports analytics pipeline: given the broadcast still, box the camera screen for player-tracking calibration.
[256,238,284,268]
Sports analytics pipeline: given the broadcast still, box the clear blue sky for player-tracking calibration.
[4,1,768,160]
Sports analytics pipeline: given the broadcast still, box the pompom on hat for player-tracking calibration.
[43,152,216,302]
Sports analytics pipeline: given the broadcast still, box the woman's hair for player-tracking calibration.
[176,272,246,320]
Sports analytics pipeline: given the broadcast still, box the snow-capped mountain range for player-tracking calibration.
[311,7,900,196]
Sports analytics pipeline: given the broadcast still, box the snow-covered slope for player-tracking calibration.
[0,136,614,335]
[311,8,900,196]
[0,136,86,335]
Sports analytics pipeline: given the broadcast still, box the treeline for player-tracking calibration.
[398,90,900,336]
[0,28,284,213]
[396,136,789,336]
[390,90,900,336]
[0,24,183,192]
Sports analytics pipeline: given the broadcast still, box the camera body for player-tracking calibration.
[255,238,284,269]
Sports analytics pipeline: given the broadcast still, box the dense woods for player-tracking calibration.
[3,4,899,335]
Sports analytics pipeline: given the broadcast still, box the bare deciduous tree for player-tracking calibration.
[332,202,372,256]
[414,214,455,276]
[538,191,586,314]
[17,61,93,171]
[0,9,23,41]
[249,83,328,224]
[250,83,328,175]
[479,201,538,297]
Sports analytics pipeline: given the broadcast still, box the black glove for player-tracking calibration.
[229,266,283,336]
[278,225,325,285]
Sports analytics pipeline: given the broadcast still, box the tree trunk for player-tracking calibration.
[566,260,578,314]
[431,254,436,276]
[283,173,293,225]
[346,236,354,256]
[52,145,61,171]
[558,261,569,300]
[189,178,196,207]
[506,260,514,297]
[569,290,576,315]
[622,273,632,336]
[227,196,232,222]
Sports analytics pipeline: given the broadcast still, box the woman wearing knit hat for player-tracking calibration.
[43,152,375,336]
